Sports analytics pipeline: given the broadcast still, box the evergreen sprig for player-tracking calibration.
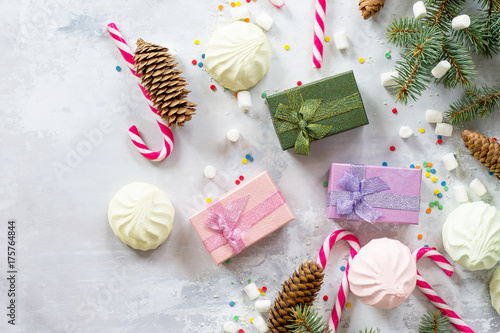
[387,17,423,47]
[359,329,378,333]
[437,40,476,88]
[418,311,452,333]
[452,13,491,56]
[447,85,500,124]
[286,304,332,333]
[424,0,466,29]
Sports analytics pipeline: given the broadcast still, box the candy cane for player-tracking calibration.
[313,0,326,68]
[413,247,474,333]
[317,230,360,332]
[106,22,174,162]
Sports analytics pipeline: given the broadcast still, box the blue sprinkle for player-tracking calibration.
[441,181,446,186]
[382,162,388,166]
[340,265,346,271]
[198,62,204,67]
[116,65,121,72]
[489,172,494,176]
[229,301,235,307]
[424,245,429,248]
[454,154,457,158]
[410,164,415,169]
[437,135,442,139]
[249,157,254,162]
[431,169,436,174]
[246,154,252,159]
[437,193,443,198]
[201,53,205,59]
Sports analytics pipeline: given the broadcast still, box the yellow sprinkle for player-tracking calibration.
[194,40,200,45]
[236,1,241,6]
[249,318,254,323]
[206,198,212,203]
[434,189,440,195]
[261,292,265,295]
[425,172,430,178]
[419,128,425,133]
[346,302,352,308]
[242,158,248,164]
[284,44,290,50]
[325,36,331,42]
[359,57,365,64]
[431,177,437,182]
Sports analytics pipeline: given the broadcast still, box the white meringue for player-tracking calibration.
[205,22,272,91]
[442,202,500,271]
[108,183,175,251]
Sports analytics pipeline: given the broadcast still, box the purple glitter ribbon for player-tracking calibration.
[203,192,285,254]
[327,164,421,223]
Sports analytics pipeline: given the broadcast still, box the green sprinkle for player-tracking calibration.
[385,52,391,59]
[225,259,231,264]
[248,279,251,284]
[444,185,449,191]
[423,162,428,167]
[224,87,229,90]
[323,181,328,187]
[231,282,234,285]
[435,201,440,205]
[429,202,435,208]
[234,316,239,321]
[438,205,443,210]
[426,167,431,172]
[261,92,267,98]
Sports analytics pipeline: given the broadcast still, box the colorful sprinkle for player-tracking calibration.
[346,302,352,308]
[437,193,443,198]
[207,198,212,203]
[239,330,244,333]
[234,316,239,321]
[246,0,251,2]
[226,259,231,264]
[235,180,241,185]
[431,177,437,182]
[425,172,430,178]
[437,135,442,140]
[210,85,216,91]
[392,108,398,114]
[426,167,431,172]
[297,81,302,86]
[261,92,267,98]
[382,162,388,166]
[198,62,204,67]
[244,18,250,23]
[284,44,290,50]
[323,295,329,301]
[434,189,440,195]
[410,164,415,168]
[419,128,425,133]
[426,208,432,214]
[191,60,197,65]
[231,2,236,6]
[359,57,365,64]
[325,36,331,42]
[202,54,205,59]
[229,301,235,307]
[390,146,396,151]
[242,158,248,164]
[424,245,429,248]
[340,265,346,271]
[437,139,443,144]
[236,1,241,6]
[239,175,244,181]
[323,181,328,187]
[431,169,436,174]
[423,162,428,167]
[262,286,267,292]
[218,5,224,10]
[418,234,423,240]
[415,165,421,169]
[428,162,433,167]
[116,65,121,71]
[249,318,253,323]
[429,202,435,208]
[234,93,238,98]
[194,40,200,45]
[438,204,443,210]
[444,185,449,191]
[434,200,440,205]
[385,52,391,59]
[248,279,251,283]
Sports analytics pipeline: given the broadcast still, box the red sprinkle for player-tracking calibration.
[235,180,240,185]
[191,60,197,65]
[239,330,244,333]
[494,138,498,141]
[437,139,443,144]
[392,108,398,114]
[323,295,328,301]
[239,175,244,181]
[297,81,302,86]
[246,0,251,2]
[262,286,267,292]
[390,146,396,151]
[210,85,216,91]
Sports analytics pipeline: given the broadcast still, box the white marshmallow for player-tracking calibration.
[268,0,285,8]
[380,71,399,87]
[227,129,240,142]
[442,153,458,171]
[204,165,217,179]
[399,126,414,139]
[256,13,273,31]
[255,299,271,312]
[452,14,471,30]
[435,123,453,136]
[244,283,260,300]
[252,316,269,333]
[470,178,487,197]
[333,31,349,50]
[454,185,469,203]
[431,60,451,78]
[426,109,443,123]
[413,1,427,20]
[231,7,250,21]
[223,322,238,333]
[237,91,252,112]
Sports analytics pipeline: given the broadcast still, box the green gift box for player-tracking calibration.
[266,71,368,155]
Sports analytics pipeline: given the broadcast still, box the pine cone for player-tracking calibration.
[268,261,325,333]
[359,0,386,20]
[462,130,500,180]
[134,38,197,127]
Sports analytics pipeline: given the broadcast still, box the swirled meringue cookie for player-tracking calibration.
[490,266,500,315]
[348,238,417,309]
[205,21,272,91]
[108,183,174,251]
[442,201,500,271]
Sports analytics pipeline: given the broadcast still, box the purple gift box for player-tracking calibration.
[326,163,422,224]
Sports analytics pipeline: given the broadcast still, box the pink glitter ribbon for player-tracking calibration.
[203,192,285,254]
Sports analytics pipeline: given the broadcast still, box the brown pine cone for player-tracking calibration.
[462,130,500,180]
[359,0,386,20]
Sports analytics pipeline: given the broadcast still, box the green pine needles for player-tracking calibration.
[286,305,332,333]
[359,329,378,333]
[386,0,500,124]
[418,311,452,333]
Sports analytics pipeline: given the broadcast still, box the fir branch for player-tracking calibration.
[436,40,476,88]
[424,0,466,28]
[359,329,377,333]
[452,14,491,56]
[418,311,452,333]
[447,85,500,124]
[476,0,500,12]
[287,304,332,333]
[387,17,423,47]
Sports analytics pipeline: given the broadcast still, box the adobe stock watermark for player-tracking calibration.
[51,119,114,182]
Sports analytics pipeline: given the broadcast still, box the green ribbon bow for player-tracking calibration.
[273,90,333,155]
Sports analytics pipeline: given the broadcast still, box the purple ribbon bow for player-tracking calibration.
[336,170,390,223]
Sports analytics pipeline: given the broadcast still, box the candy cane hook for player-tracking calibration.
[106,22,174,162]
[317,230,360,332]
[413,247,474,333]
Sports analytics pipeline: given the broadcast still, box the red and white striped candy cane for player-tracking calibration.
[317,230,360,332]
[313,0,326,68]
[413,247,474,333]
[106,22,174,162]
